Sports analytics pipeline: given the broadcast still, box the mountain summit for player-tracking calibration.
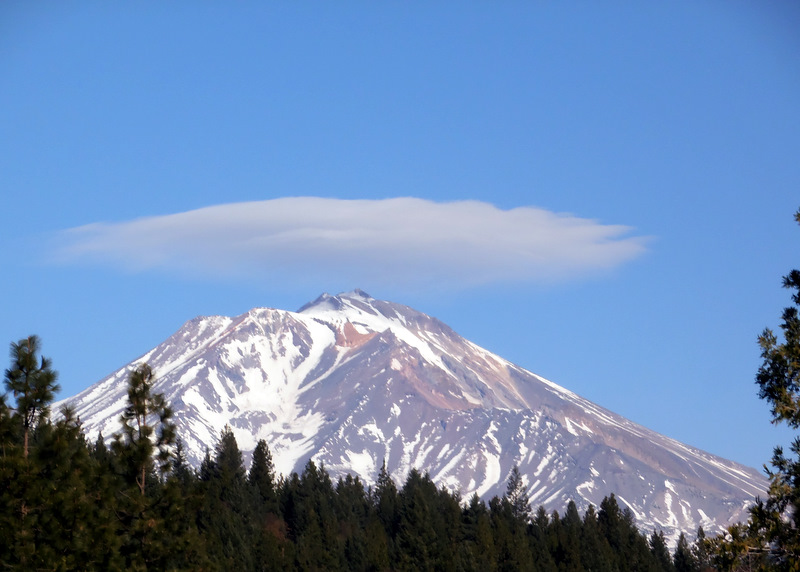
[63,290,764,540]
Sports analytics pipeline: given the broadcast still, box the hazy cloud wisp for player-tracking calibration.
[54,197,649,287]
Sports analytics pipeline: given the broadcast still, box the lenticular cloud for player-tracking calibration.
[55,197,648,286]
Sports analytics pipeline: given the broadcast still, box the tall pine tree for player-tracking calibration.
[749,207,800,569]
[112,363,176,495]
[3,335,59,458]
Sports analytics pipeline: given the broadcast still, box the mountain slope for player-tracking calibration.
[63,289,765,541]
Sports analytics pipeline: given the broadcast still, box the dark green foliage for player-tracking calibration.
[650,529,676,572]
[373,459,399,539]
[690,527,712,571]
[250,438,277,511]
[112,363,176,496]
[198,425,258,570]
[4,335,59,458]
[505,464,531,524]
[730,207,800,570]
[458,493,497,571]
[673,532,699,572]
[598,493,660,572]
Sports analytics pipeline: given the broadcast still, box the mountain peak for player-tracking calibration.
[341,288,372,300]
[296,289,372,314]
[61,292,766,544]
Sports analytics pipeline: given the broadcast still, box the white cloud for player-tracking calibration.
[54,197,649,287]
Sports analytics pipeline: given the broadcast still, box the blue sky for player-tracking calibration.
[2,1,799,472]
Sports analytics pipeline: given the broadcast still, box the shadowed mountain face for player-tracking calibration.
[63,289,765,541]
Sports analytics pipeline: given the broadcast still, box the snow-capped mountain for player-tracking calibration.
[63,289,765,541]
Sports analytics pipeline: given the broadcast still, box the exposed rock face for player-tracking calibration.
[63,289,765,541]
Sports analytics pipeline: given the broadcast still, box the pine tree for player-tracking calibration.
[673,532,698,572]
[373,459,399,539]
[458,493,496,572]
[171,438,193,486]
[749,207,800,568]
[504,465,531,524]
[109,363,182,569]
[527,505,557,572]
[396,469,438,571]
[336,474,370,571]
[489,491,533,571]
[213,424,246,487]
[0,336,64,569]
[198,425,256,570]
[112,363,176,495]
[598,494,657,572]
[291,460,341,570]
[559,500,584,571]
[3,335,59,458]
[580,504,615,572]
[649,529,675,572]
[690,527,710,571]
[249,438,277,511]
[29,407,123,570]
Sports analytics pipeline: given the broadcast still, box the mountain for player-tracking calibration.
[62,289,765,541]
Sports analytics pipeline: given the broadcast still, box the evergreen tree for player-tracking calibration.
[396,469,439,571]
[649,529,675,572]
[504,465,531,524]
[558,500,584,571]
[214,424,246,487]
[458,493,496,572]
[292,460,341,570]
[109,363,189,569]
[529,505,557,572]
[598,494,658,572]
[373,459,399,540]
[580,503,615,572]
[336,474,370,571]
[691,528,712,572]
[112,363,176,495]
[171,437,193,486]
[489,494,534,572]
[673,532,698,572]
[249,437,277,512]
[3,335,59,458]
[198,425,256,570]
[749,207,800,568]
[363,512,391,572]
[36,407,124,570]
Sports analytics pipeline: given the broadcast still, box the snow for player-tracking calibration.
[476,450,501,497]
[345,449,376,477]
[617,496,645,523]
[534,455,550,477]
[576,479,595,497]
[663,491,678,528]
[463,392,482,405]
[358,423,385,442]
[61,289,767,543]
[485,420,501,452]
[433,448,466,483]
[299,291,452,374]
